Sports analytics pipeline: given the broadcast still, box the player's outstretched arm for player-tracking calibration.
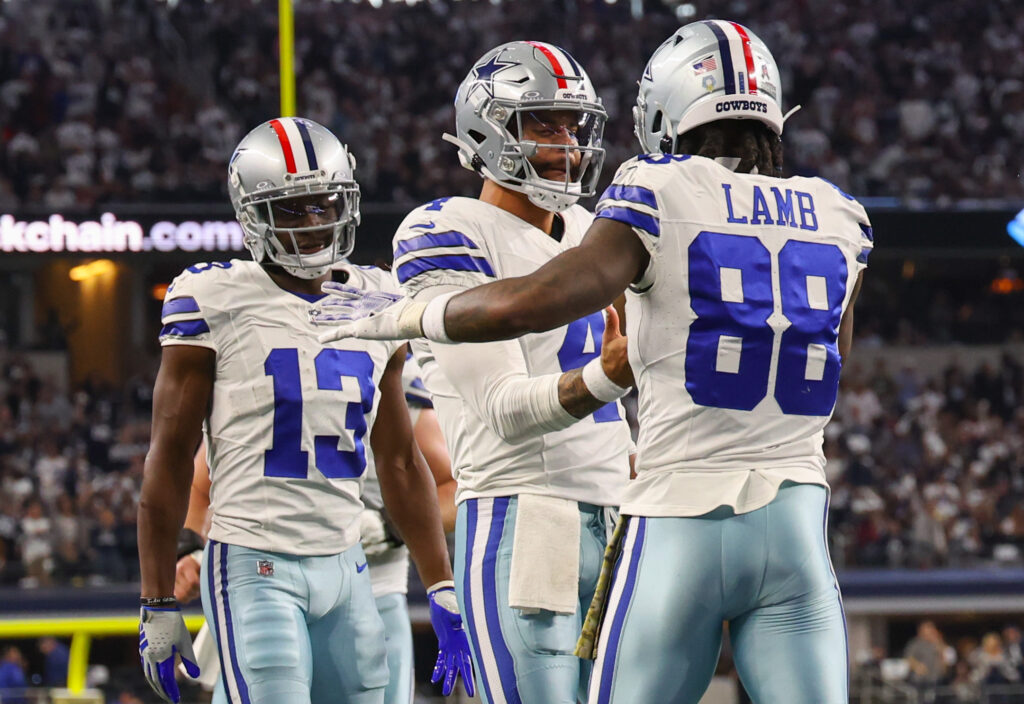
[314,218,647,345]
[138,345,213,702]
[441,218,647,341]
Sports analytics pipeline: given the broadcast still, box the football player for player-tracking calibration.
[137,117,472,704]
[317,21,870,704]
[174,358,457,704]
[320,42,635,704]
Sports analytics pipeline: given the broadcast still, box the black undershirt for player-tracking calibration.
[549,213,565,243]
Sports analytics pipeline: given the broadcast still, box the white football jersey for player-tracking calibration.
[159,260,402,554]
[595,155,872,516]
[393,197,631,507]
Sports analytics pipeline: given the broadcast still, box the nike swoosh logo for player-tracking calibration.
[409,222,436,230]
[356,562,368,573]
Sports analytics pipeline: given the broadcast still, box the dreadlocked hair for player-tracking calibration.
[674,120,783,177]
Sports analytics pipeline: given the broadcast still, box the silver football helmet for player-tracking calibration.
[446,41,607,212]
[228,117,360,279]
[635,21,787,154]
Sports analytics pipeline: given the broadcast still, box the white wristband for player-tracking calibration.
[427,579,455,594]
[421,291,458,343]
[581,357,631,403]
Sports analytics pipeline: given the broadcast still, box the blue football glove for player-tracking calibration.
[139,604,200,703]
[427,581,475,697]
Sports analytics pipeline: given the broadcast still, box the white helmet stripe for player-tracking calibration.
[278,117,311,172]
[547,43,583,79]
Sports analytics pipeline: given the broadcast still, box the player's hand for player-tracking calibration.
[599,306,633,388]
[426,581,475,697]
[174,554,202,604]
[313,282,427,343]
[139,604,200,703]
[359,509,389,556]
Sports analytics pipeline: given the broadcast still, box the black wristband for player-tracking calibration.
[141,596,178,607]
[176,528,205,560]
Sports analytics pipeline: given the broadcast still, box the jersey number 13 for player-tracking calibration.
[263,348,375,479]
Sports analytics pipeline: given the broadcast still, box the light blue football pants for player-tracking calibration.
[201,540,388,704]
[375,592,413,704]
[455,496,609,704]
[590,482,847,704]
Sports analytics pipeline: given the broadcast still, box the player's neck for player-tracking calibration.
[479,180,555,235]
[264,267,331,297]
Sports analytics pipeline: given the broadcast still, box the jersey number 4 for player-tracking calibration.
[263,348,375,479]
[686,231,848,416]
[557,312,622,423]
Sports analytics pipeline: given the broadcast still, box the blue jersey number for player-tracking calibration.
[264,348,376,479]
[557,312,622,423]
[685,231,847,416]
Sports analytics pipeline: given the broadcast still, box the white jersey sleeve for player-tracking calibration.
[392,197,497,298]
[595,156,674,259]
[159,263,232,351]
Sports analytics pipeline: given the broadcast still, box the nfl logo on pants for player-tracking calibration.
[257,559,274,577]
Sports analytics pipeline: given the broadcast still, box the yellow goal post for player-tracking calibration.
[0,614,205,694]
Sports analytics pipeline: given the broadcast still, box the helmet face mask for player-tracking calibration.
[634,21,786,155]
[452,42,607,213]
[228,118,361,279]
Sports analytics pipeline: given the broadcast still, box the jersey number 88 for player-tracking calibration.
[685,231,848,416]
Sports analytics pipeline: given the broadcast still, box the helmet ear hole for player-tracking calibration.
[467,129,487,145]
[652,111,663,134]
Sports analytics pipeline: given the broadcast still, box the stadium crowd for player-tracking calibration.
[2,0,1023,211]
[1,338,1023,587]
[851,619,1024,703]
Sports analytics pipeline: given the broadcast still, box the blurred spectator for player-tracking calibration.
[89,506,127,583]
[18,497,53,587]
[1003,626,1024,678]
[905,620,948,690]
[0,646,28,704]
[970,632,1021,688]
[37,637,69,688]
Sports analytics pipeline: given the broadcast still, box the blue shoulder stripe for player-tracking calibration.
[405,376,433,407]
[821,178,856,201]
[405,393,434,408]
[601,184,658,210]
[859,224,873,242]
[161,296,201,318]
[394,231,479,259]
[396,254,495,285]
[596,206,661,238]
[857,247,871,265]
[160,319,210,338]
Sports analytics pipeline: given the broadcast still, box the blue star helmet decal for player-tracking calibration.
[469,53,518,99]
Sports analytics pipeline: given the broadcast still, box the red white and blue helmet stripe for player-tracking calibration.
[268,117,320,173]
[703,20,759,96]
[524,41,583,88]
